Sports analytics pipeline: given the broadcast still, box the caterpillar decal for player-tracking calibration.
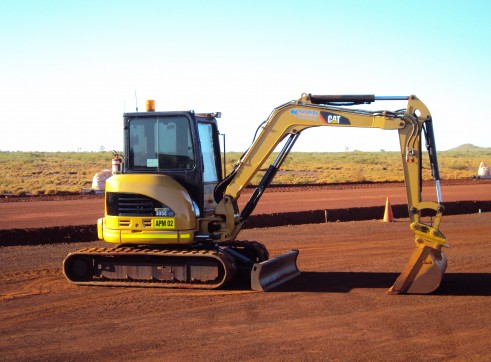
[320,111,351,124]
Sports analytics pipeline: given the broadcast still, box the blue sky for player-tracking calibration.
[1,0,490,152]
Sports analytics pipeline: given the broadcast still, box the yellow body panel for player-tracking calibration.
[100,174,196,245]
[98,217,194,244]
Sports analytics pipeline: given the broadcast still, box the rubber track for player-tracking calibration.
[63,246,236,289]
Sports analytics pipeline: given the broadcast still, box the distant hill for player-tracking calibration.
[446,144,491,152]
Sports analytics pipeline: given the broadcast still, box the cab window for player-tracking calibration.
[128,116,195,170]
[198,122,219,182]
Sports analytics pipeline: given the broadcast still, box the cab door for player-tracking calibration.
[197,120,222,216]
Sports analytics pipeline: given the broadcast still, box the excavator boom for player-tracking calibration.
[213,93,447,293]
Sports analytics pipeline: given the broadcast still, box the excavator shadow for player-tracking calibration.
[270,272,491,296]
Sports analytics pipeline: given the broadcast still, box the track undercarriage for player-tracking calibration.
[63,241,299,291]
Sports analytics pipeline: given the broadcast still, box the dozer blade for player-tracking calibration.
[388,245,447,294]
[251,250,300,291]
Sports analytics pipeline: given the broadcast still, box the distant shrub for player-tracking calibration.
[0,150,489,195]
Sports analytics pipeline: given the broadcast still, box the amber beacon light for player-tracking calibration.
[146,100,155,112]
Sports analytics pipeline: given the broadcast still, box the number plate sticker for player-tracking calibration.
[153,218,175,229]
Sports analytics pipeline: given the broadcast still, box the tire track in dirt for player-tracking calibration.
[0,268,70,301]
[0,267,256,300]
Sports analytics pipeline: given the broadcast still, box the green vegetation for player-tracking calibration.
[0,152,113,196]
[225,147,491,185]
[1,147,490,196]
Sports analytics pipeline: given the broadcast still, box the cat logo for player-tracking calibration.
[327,115,341,124]
[320,111,351,125]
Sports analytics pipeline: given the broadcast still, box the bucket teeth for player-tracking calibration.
[388,246,447,294]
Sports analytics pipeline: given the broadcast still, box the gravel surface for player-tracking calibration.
[1,213,490,361]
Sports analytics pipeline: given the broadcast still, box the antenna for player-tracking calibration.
[135,90,138,112]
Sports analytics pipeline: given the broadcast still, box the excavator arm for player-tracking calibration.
[224,93,404,200]
[214,93,447,294]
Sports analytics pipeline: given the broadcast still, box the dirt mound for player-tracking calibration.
[0,225,97,247]
[245,201,491,227]
[1,200,489,247]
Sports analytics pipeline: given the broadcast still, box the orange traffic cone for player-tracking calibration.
[383,196,394,222]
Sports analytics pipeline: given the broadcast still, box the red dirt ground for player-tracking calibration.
[1,182,490,361]
[1,180,490,229]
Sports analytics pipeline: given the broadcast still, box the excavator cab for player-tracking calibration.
[64,103,299,290]
[94,109,224,246]
[122,109,223,218]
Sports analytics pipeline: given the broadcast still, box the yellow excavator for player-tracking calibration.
[63,93,447,293]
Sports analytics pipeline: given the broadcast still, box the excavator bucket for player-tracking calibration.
[250,250,300,291]
[388,245,447,294]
